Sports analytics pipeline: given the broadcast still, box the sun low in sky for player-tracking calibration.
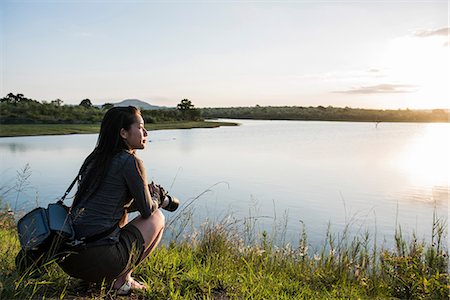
[1,1,448,109]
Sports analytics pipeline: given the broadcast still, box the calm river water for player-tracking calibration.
[0,120,448,248]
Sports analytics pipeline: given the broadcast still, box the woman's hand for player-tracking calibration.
[148,181,167,206]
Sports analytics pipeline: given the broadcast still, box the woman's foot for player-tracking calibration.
[113,276,147,295]
[127,276,147,290]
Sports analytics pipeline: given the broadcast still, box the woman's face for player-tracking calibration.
[121,114,148,150]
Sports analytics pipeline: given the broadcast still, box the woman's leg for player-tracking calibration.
[113,209,165,289]
[129,209,165,251]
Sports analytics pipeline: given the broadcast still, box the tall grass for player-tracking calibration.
[0,200,448,299]
[0,171,448,299]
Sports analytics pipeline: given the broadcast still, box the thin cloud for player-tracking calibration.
[333,84,416,94]
[295,69,385,81]
[414,27,449,37]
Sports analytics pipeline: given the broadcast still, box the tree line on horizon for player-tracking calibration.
[1,93,448,124]
[0,93,201,124]
[201,105,449,123]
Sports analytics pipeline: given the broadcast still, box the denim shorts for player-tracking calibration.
[58,223,145,283]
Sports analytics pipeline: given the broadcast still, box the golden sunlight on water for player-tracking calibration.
[395,124,449,204]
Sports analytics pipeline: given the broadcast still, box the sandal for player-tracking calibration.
[114,277,147,296]
[115,280,132,296]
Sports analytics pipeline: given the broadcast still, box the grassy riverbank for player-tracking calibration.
[0,206,447,299]
[0,121,237,137]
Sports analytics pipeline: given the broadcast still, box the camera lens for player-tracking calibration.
[162,195,179,212]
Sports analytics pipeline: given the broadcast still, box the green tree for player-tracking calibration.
[51,99,63,106]
[102,103,114,110]
[176,99,201,121]
[0,93,14,103]
[1,93,26,104]
[79,99,93,108]
[177,99,194,111]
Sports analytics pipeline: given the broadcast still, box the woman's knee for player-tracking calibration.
[130,209,165,233]
[151,209,165,229]
[130,210,165,245]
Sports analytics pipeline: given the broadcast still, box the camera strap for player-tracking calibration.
[58,175,80,204]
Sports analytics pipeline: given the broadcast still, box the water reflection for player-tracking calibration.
[0,120,448,247]
[0,142,29,153]
[0,134,98,153]
[398,185,449,206]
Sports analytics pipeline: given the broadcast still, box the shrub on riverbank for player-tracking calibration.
[0,204,447,299]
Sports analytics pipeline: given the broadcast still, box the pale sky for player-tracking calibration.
[1,1,448,109]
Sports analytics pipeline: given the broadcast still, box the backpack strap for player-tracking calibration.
[67,222,120,247]
[82,223,119,244]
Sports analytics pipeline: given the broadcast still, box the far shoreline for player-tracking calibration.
[0,121,239,138]
[215,117,450,124]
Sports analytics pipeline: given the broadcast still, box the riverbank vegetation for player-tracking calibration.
[201,105,450,123]
[0,93,202,125]
[0,201,447,299]
[0,94,236,137]
[2,93,449,127]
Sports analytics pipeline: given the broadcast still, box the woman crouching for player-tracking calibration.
[59,106,166,295]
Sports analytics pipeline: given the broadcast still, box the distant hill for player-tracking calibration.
[114,99,166,110]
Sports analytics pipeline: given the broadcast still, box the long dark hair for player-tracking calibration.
[72,106,141,207]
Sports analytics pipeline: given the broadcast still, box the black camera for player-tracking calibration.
[149,182,180,212]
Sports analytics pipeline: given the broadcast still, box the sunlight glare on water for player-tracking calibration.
[396,123,449,187]
[392,123,449,207]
